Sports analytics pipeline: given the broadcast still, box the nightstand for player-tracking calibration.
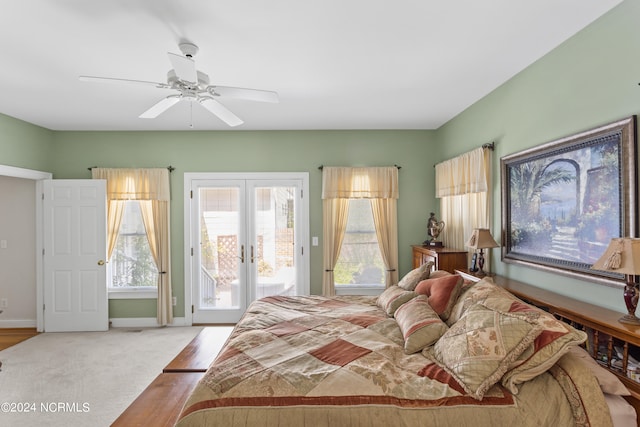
[411,245,468,274]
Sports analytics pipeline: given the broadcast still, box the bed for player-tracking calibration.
[175,270,634,427]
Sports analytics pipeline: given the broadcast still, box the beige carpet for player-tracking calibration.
[0,326,233,427]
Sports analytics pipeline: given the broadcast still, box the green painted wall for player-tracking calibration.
[0,113,53,170]
[49,130,437,317]
[436,0,640,312]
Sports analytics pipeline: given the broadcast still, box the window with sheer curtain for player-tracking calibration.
[322,166,399,296]
[91,168,173,326]
[110,200,158,289]
[334,199,385,288]
[435,147,492,254]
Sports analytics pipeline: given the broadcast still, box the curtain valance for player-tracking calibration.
[435,147,489,198]
[91,168,170,201]
[322,166,398,199]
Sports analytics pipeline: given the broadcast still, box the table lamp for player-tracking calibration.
[591,237,640,325]
[465,228,499,276]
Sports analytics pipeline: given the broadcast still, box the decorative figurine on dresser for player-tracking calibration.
[423,212,445,247]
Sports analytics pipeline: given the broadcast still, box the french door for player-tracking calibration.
[186,173,309,324]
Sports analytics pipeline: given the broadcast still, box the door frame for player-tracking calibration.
[184,172,310,326]
[0,165,52,332]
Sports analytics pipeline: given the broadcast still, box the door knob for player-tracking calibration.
[97,260,105,266]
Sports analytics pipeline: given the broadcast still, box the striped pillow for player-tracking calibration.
[394,295,448,354]
[398,262,434,291]
[376,285,417,316]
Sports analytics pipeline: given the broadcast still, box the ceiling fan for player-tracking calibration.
[79,42,278,127]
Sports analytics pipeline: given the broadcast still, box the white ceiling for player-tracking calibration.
[0,0,623,131]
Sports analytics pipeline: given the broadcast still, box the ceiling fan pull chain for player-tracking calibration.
[189,100,194,129]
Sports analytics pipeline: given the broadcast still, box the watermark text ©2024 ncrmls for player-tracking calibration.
[1,402,90,413]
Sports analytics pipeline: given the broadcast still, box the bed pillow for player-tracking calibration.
[427,270,453,279]
[446,277,507,325]
[414,274,464,321]
[423,302,542,400]
[567,346,630,396]
[394,295,448,354]
[397,262,434,291]
[376,285,417,316]
[456,288,590,394]
[445,280,589,394]
[497,304,587,394]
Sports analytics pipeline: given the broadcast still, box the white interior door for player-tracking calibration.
[43,179,108,332]
[187,173,309,324]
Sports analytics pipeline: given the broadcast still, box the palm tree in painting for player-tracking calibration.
[510,160,575,251]
[510,160,575,223]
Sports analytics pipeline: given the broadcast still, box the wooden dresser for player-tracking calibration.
[412,245,467,273]
[456,269,640,421]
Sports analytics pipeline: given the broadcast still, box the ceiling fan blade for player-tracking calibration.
[199,98,243,127]
[211,86,279,103]
[167,52,198,83]
[139,96,181,119]
[79,75,169,89]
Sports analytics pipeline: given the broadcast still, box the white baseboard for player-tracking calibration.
[109,317,188,328]
[0,317,189,330]
[0,319,37,328]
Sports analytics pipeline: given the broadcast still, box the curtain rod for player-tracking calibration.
[318,164,401,170]
[87,166,175,172]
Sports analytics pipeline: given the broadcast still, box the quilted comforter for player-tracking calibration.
[175,295,611,427]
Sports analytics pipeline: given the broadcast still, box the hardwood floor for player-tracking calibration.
[0,328,38,351]
[112,327,218,426]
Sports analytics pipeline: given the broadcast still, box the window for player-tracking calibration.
[109,200,157,289]
[334,199,385,287]
[436,147,491,251]
[322,166,398,296]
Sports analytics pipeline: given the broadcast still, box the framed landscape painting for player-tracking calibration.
[501,116,637,286]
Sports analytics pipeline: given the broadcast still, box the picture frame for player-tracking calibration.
[500,116,637,287]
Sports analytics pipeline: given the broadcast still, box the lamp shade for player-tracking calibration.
[591,238,640,275]
[465,228,499,249]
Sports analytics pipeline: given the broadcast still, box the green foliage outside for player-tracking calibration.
[334,231,385,286]
[112,235,157,287]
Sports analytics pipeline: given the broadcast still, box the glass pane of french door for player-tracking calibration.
[251,184,298,300]
[196,181,247,322]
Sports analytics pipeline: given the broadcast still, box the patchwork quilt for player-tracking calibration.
[176,295,611,427]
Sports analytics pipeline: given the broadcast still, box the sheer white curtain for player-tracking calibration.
[322,167,399,296]
[92,168,173,325]
[435,148,492,254]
